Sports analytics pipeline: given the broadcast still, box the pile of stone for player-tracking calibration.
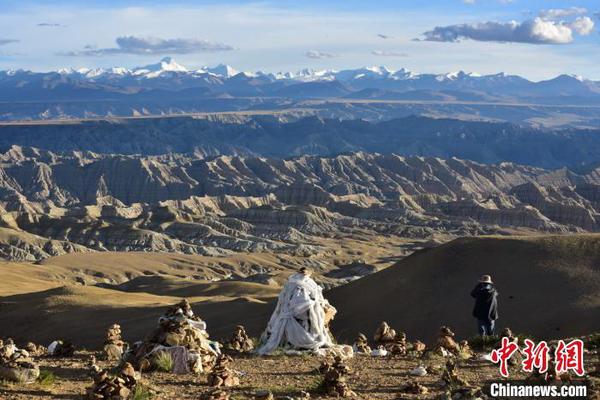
[402,380,428,395]
[458,340,474,359]
[436,326,461,355]
[0,339,40,384]
[441,359,469,388]
[373,321,396,348]
[86,361,138,400]
[48,340,75,357]
[24,342,46,357]
[413,340,426,353]
[125,299,220,374]
[104,324,127,361]
[208,354,239,388]
[224,325,254,353]
[319,356,356,397]
[388,332,407,356]
[499,327,518,345]
[201,389,230,400]
[352,333,371,355]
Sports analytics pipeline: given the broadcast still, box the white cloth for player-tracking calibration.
[257,273,334,355]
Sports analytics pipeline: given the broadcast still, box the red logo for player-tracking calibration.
[491,337,519,378]
[522,339,550,374]
[555,339,585,376]
[491,337,585,377]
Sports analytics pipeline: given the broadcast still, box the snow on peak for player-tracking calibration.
[200,64,239,78]
[158,57,187,72]
[132,57,188,78]
[436,71,481,81]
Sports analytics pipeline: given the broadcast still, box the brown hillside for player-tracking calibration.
[2,235,599,349]
[329,235,600,343]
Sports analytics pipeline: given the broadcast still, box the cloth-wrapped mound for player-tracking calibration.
[125,299,220,374]
[257,270,337,355]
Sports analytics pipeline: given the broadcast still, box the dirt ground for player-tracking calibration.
[1,348,597,400]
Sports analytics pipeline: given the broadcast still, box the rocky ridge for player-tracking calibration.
[2,147,600,261]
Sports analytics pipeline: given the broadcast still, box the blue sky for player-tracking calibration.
[0,0,599,80]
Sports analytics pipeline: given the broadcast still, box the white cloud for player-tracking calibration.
[539,7,587,20]
[372,50,408,57]
[462,0,476,4]
[62,36,234,56]
[569,16,594,35]
[420,17,594,44]
[304,50,337,59]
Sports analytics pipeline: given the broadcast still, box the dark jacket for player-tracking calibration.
[471,283,498,321]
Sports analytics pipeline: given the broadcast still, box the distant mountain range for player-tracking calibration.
[2,58,600,125]
[3,57,600,101]
[3,115,600,169]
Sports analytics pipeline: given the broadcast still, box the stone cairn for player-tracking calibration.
[373,321,396,348]
[0,338,40,384]
[389,332,407,356]
[319,356,356,397]
[413,340,427,353]
[126,299,218,373]
[500,327,518,344]
[104,324,127,361]
[24,342,46,357]
[352,333,371,355]
[86,359,138,400]
[208,354,240,388]
[441,359,469,388]
[225,325,254,353]
[402,380,429,395]
[458,340,474,359]
[436,326,461,355]
[201,389,230,400]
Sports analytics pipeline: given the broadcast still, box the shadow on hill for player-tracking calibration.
[329,235,600,344]
[0,285,273,348]
[101,275,280,299]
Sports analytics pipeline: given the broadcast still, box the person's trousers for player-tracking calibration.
[477,319,495,336]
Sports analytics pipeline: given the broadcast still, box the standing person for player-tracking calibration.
[471,275,498,336]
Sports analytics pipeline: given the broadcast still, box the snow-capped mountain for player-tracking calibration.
[1,58,600,121]
[200,63,239,78]
[6,57,599,90]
